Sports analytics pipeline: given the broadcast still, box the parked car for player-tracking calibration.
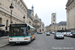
[62,32,67,36]
[45,32,47,34]
[46,32,50,36]
[71,32,75,37]
[66,32,72,37]
[52,32,55,34]
[37,32,43,34]
[54,32,64,39]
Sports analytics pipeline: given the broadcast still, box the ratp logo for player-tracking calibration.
[17,39,19,40]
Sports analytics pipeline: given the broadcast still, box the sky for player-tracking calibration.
[23,0,68,26]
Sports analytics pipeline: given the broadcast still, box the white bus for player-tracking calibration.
[8,24,35,44]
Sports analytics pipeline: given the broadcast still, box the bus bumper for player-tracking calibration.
[9,41,31,44]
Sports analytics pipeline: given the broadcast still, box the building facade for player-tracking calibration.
[66,0,75,32]
[33,14,44,33]
[0,0,27,31]
[27,6,34,26]
[45,12,67,32]
[46,22,67,32]
[49,24,59,32]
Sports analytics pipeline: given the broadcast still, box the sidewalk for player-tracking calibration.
[0,36,9,48]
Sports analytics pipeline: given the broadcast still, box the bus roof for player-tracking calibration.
[10,23,35,30]
[27,23,35,30]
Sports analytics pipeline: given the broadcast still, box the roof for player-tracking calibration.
[50,21,67,26]
[58,21,67,25]
[50,23,59,26]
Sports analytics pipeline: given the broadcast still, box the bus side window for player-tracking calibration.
[26,28,28,36]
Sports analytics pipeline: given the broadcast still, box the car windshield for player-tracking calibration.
[9,27,27,36]
[62,32,66,33]
[56,33,62,35]
[47,32,50,34]
[67,32,71,34]
[72,32,75,34]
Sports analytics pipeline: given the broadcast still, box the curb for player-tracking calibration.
[0,43,9,48]
[0,37,8,39]
[0,38,8,40]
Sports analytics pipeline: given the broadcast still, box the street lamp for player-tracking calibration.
[9,3,14,24]
[23,15,25,23]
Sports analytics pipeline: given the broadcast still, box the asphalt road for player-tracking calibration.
[0,33,75,50]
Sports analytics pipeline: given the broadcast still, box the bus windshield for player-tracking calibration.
[9,27,27,36]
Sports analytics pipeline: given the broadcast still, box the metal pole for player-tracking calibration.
[10,10,12,24]
[24,19,25,23]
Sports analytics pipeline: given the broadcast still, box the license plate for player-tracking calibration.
[16,42,20,43]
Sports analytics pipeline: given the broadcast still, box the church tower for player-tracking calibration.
[51,13,56,24]
[31,5,34,18]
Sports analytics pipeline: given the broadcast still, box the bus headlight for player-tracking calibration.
[9,38,12,40]
[24,38,28,40]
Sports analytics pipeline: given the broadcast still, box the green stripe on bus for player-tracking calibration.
[25,35,31,37]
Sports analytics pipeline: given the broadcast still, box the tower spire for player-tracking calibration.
[32,5,34,10]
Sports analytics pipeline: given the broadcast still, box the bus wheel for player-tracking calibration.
[33,37,36,40]
[9,42,12,44]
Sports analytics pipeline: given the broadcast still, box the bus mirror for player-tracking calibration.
[28,26,30,30]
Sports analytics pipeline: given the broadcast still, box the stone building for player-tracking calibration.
[27,6,34,26]
[45,26,50,32]
[66,0,75,32]
[45,13,67,32]
[0,0,27,31]
[46,21,67,32]
[33,14,44,33]
[49,23,59,32]
[58,21,67,31]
